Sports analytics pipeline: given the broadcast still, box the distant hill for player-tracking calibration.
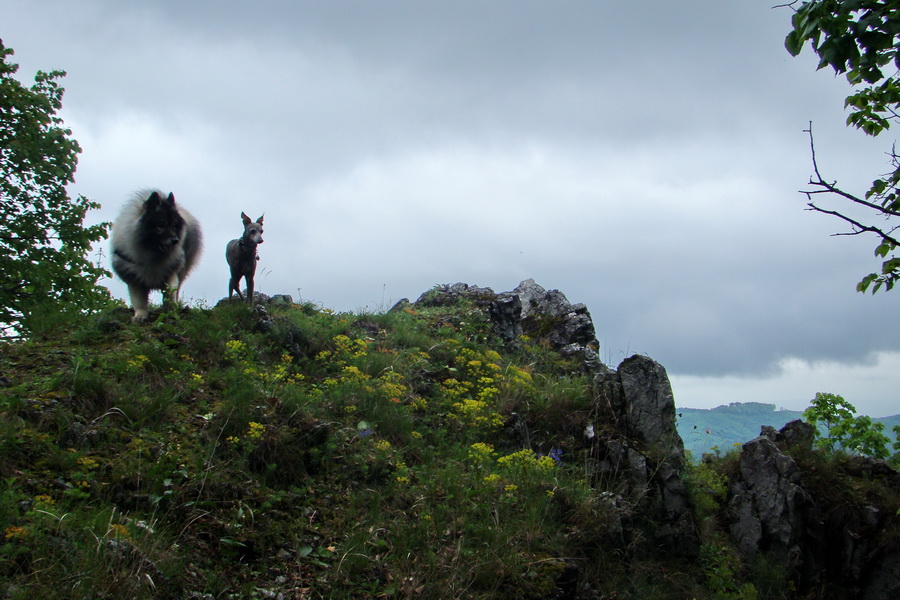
[676,401,900,458]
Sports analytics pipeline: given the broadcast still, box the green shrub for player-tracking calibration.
[803,392,892,459]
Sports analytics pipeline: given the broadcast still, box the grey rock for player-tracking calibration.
[588,356,697,557]
[596,491,629,541]
[728,435,807,566]
[727,431,900,595]
[618,355,685,457]
[388,298,410,312]
[560,342,604,373]
[760,425,779,441]
[488,292,523,342]
[254,303,273,333]
[758,420,815,451]
[594,439,649,500]
[412,279,603,372]
[414,282,495,306]
[863,550,900,600]
[268,294,294,305]
[779,419,815,449]
[513,278,597,349]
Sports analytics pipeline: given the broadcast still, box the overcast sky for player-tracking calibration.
[4,1,898,417]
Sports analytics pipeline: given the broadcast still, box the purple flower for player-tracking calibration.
[548,448,563,467]
[538,448,564,467]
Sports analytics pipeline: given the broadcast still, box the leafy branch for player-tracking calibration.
[783,1,900,293]
[800,124,900,292]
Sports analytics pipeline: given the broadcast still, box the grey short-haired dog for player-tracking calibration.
[226,212,264,302]
[111,190,203,321]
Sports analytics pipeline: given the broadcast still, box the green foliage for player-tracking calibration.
[683,455,763,600]
[6,299,873,598]
[699,541,760,600]
[0,40,110,336]
[0,301,614,598]
[785,1,899,87]
[685,458,729,522]
[803,392,893,460]
[784,1,900,292]
[894,424,900,455]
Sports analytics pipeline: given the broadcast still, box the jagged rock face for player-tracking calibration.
[728,421,900,598]
[759,419,815,450]
[728,435,807,565]
[508,278,597,350]
[593,355,685,460]
[411,279,602,370]
[653,458,697,553]
[487,292,523,341]
[595,439,649,498]
[510,279,594,342]
[592,356,697,557]
[618,355,685,458]
[777,419,815,449]
[508,279,602,370]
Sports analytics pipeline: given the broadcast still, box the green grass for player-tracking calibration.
[0,297,865,599]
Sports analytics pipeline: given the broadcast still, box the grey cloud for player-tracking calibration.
[4,0,899,415]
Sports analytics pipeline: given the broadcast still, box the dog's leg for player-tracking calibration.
[128,285,151,322]
[246,274,254,304]
[163,273,182,310]
[230,274,245,300]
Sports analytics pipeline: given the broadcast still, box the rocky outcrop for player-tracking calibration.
[413,282,497,308]
[408,279,602,371]
[618,356,685,457]
[592,355,697,557]
[407,280,697,557]
[508,278,596,348]
[592,355,685,460]
[403,280,900,595]
[728,433,808,566]
[728,421,900,598]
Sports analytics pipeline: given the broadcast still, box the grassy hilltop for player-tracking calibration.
[0,297,895,599]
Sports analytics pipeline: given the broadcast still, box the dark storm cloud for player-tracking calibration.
[2,0,897,414]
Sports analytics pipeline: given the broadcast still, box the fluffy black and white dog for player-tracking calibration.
[111,190,203,321]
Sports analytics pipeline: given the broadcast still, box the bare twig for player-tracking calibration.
[800,124,900,247]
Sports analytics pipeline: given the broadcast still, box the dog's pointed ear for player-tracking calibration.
[165,192,176,206]
[241,212,252,225]
[256,214,264,225]
[146,191,161,207]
